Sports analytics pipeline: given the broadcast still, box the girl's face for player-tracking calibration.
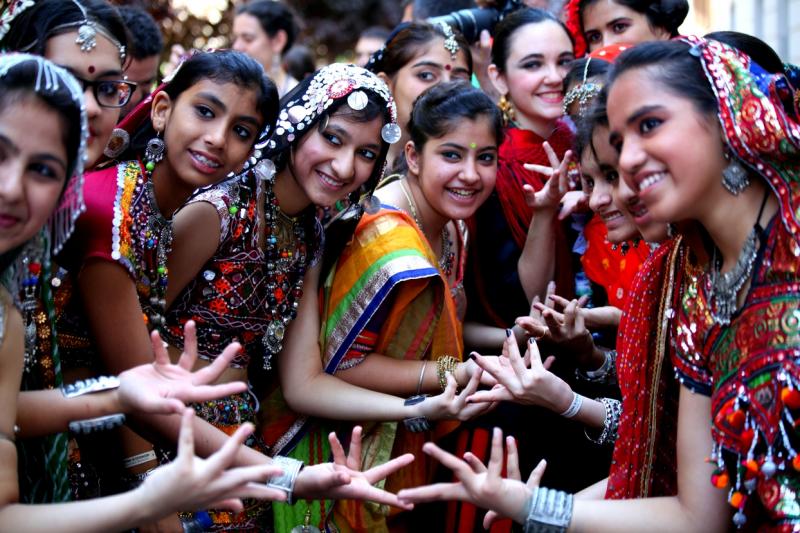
[45,31,123,168]
[581,0,670,52]
[0,97,68,253]
[232,13,283,73]
[608,67,727,226]
[406,114,498,222]
[490,21,574,133]
[290,111,384,208]
[152,79,262,192]
[383,38,470,131]
[580,128,638,243]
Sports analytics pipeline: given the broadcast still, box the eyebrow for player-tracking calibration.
[606,17,632,28]
[626,104,663,126]
[198,91,262,127]
[411,60,444,70]
[0,134,67,170]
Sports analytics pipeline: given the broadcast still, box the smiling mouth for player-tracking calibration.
[317,170,346,190]
[638,172,667,192]
[447,187,479,199]
[0,214,21,228]
[537,92,564,103]
[602,211,624,222]
[190,150,222,170]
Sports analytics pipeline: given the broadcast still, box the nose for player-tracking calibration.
[232,39,245,53]
[83,86,101,119]
[617,136,646,184]
[331,149,355,181]
[616,173,637,205]
[544,63,562,85]
[203,122,227,151]
[0,159,25,205]
[589,182,611,213]
[460,156,480,184]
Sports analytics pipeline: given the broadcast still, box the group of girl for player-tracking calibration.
[0,0,799,532]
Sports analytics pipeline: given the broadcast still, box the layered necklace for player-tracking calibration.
[709,190,768,326]
[399,178,455,277]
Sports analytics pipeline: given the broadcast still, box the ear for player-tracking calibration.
[487,64,508,97]
[405,140,421,177]
[270,29,288,55]
[150,91,173,133]
[376,71,393,91]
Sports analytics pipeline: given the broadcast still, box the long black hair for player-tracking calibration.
[491,8,574,73]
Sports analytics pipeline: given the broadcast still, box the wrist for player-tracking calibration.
[455,362,468,387]
[552,384,576,414]
[579,345,606,372]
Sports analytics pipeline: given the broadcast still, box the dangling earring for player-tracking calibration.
[144,131,165,172]
[360,193,381,214]
[498,94,515,127]
[722,150,750,195]
[103,128,130,159]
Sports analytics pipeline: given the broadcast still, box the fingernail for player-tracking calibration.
[529,337,536,345]
[505,328,512,338]
[469,352,477,360]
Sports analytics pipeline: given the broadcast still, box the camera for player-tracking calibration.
[428,0,524,42]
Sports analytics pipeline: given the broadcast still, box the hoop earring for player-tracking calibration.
[498,94,515,127]
[721,150,750,195]
[144,131,165,172]
[104,128,130,159]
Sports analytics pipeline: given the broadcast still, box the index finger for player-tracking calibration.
[177,320,199,370]
[542,141,560,169]
[192,342,243,384]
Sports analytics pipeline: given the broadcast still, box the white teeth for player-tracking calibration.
[319,172,343,188]
[639,172,666,191]
[603,212,623,221]
[194,152,221,168]
[449,189,477,198]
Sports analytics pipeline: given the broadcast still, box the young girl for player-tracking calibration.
[0,52,284,533]
[563,0,689,55]
[401,37,800,532]
[367,21,472,171]
[1,0,132,168]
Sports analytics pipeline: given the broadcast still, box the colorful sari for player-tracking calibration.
[261,207,464,532]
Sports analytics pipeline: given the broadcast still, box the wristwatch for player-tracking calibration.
[403,395,431,432]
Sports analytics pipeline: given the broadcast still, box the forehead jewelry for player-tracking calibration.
[562,58,602,116]
[47,0,126,63]
[436,22,460,61]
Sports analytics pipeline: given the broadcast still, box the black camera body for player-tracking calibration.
[428,0,524,42]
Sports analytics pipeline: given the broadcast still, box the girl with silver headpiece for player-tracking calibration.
[0,0,134,169]
[0,52,287,532]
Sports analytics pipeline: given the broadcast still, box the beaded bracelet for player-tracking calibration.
[267,455,305,505]
[523,486,574,533]
[68,413,126,434]
[62,375,120,398]
[558,392,583,419]
[585,397,621,446]
[436,355,458,391]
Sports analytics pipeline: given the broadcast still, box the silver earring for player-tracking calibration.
[103,128,130,159]
[145,132,165,169]
[722,151,750,195]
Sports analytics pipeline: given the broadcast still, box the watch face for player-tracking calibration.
[404,394,428,406]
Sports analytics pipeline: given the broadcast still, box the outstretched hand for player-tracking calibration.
[294,426,415,509]
[523,142,575,219]
[139,408,285,517]
[419,370,498,421]
[117,320,248,415]
[396,427,541,525]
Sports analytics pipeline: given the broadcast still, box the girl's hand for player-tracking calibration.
[456,357,499,388]
[138,409,285,516]
[117,321,248,415]
[523,142,573,218]
[294,426,415,509]
[530,292,598,367]
[466,335,573,413]
[396,427,542,524]
[418,370,497,421]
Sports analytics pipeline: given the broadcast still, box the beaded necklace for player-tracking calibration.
[399,178,455,277]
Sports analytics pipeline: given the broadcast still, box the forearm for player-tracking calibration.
[463,321,526,352]
[16,389,121,438]
[518,207,557,303]
[574,477,607,500]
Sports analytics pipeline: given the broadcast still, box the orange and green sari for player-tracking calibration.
[260,207,464,532]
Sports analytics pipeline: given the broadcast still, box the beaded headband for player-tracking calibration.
[16,0,126,63]
[682,36,800,245]
[0,53,88,255]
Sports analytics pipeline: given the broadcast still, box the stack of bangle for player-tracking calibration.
[267,455,304,505]
[523,486,574,533]
[575,350,617,385]
[558,392,583,419]
[585,397,622,446]
[61,375,120,397]
[68,413,126,434]
[436,355,458,391]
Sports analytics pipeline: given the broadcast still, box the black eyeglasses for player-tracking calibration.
[73,76,137,109]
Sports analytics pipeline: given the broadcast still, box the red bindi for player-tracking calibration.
[444,64,451,71]
[88,65,95,74]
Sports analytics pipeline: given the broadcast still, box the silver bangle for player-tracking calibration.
[575,350,617,385]
[267,455,304,505]
[416,361,428,395]
[558,392,583,419]
[585,397,621,446]
[61,375,120,398]
[523,486,574,533]
[68,413,126,434]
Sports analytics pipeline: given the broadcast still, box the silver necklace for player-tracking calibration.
[710,227,758,326]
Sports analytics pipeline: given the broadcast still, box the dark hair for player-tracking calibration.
[491,8,575,72]
[0,61,83,181]
[608,40,716,118]
[281,45,315,82]
[117,6,163,59]
[412,0,477,19]
[123,50,279,160]
[368,21,473,77]
[408,81,504,150]
[563,56,611,93]
[0,0,129,66]
[704,31,784,75]
[359,26,392,42]
[235,0,299,56]
[578,0,688,37]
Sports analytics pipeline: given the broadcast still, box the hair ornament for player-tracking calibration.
[347,90,368,111]
[0,0,35,42]
[436,21,460,61]
[563,57,603,116]
[254,159,276,182]
[381,123,402,144]
[43,0,126,62]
